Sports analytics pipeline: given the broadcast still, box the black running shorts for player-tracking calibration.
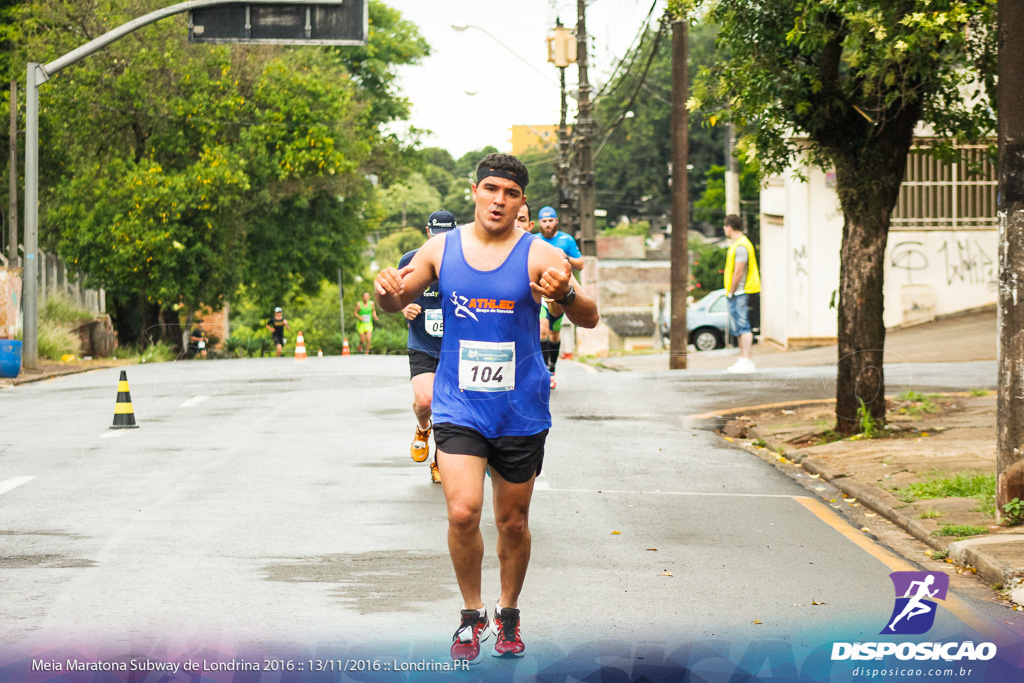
[433,423,548,484]
[408,349,440,378]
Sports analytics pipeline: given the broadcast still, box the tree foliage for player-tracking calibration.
[0,0,428,345]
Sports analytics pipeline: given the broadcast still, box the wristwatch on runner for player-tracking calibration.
[554,285,576,306]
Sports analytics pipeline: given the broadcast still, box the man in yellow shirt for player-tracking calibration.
[723,214,760,373]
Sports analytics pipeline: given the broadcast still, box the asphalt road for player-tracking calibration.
[0,355,1014,680]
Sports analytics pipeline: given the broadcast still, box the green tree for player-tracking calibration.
[1,0,428,347]
[691,0,996,434]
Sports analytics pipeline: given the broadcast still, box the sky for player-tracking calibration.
[383,0,664,159]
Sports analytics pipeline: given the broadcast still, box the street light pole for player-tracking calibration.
[452,25,561,88]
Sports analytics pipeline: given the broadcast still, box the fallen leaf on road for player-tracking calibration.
[812,599,826,605]
[925,550,934,556]
[753,619,762,624]
[724,437,734,442]
[860,527,870,532]
[845,497,857,503]
[792,603,803,607]
[611,531,622,535]
[864,512,877,517]
[661,571,673,577]
[782,410,795,415]
[646,548,658,551]
[921,432,929,437]
[829,499,837,503]
[808,473,820,479]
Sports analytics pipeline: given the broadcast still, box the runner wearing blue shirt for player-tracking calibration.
[400,210,457,483]
[531,206,583,388]
[374,154,599,664]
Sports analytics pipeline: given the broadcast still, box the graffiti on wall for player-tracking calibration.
[938,239,996,287]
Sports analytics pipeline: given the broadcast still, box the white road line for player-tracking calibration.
[0,476,34,496]
[541,487,800,499]
[99,431,126,439]
[178,395,210,408]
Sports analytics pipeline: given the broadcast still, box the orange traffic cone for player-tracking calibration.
[317,349,323,357]
[342,339,350,356]
[111,370,140,429]
[295,331,307,360]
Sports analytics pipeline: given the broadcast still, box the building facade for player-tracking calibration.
[760,142,997,348]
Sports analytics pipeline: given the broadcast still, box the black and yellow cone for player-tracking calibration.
[111,370,140,429]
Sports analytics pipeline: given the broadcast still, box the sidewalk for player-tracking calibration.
[0,357,133,388]
[595,307,997,371]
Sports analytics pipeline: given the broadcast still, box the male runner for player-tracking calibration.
[533,206,583,388]
[374,153,598,664]
[265,307,289,357]
[354,291,378,354]
[400,209,457,484]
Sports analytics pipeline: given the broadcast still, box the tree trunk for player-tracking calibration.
[831,138,914,435]
[834,198,889,434]
[997,0,1024,514]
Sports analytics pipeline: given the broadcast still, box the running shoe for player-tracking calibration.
[430,461,442,484]
[411,424,431,462]
[491,606,525,657]
[451,608,490,664]
[549,372,557,390]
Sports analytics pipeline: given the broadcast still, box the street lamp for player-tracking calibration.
[451,24,560,88]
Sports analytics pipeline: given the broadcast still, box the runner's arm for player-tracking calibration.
[530,242,599,328]
[375,236,441,313]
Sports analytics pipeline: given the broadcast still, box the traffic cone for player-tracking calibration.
[111,370,139,429]
[342,339,350,356]
[295,331,307,360]
[317,349,323,357]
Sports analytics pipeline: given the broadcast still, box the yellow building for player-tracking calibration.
[510,124,558,156]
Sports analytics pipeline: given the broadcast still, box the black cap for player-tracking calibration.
[426,210,457,236]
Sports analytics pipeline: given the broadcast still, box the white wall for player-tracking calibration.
[761,158,997,346]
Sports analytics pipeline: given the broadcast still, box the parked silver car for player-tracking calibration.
[659,288,729,351]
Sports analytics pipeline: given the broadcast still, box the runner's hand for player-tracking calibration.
[531,259,571,301]
[375,264,414,298]
[402,303,422,320]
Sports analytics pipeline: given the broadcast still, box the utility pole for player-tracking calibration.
[668,18,689,370]
[548,18,575,230]
[8,81,17,268]
[725,123,740,219]
[997,0,1024,516]
[576,0,595,259]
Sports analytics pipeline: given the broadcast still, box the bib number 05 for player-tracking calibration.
[459,340,515,392]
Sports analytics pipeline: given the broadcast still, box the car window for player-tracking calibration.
[708,295,726,314]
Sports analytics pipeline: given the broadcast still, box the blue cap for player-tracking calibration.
[538,206,558,220]
[427,210,457,236]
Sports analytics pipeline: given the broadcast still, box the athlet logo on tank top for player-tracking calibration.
[449,291,516,321]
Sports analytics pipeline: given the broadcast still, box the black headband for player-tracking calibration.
[476,168,528,191]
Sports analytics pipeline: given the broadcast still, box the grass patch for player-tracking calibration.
[115,342,177,364]
[969,388,990,397]
[893,472,996,515]
[935,524,988,538]
[752,438,767,448]
[932,549,949,560]
[918,509,943,519]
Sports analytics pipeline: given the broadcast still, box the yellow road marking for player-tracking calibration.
[793,495,1003,639]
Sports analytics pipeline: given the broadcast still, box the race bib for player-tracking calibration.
[425,308,443,337]
[362,314,371,323]
[458,340,515,392]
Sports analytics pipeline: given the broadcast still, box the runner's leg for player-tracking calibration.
[491,469,536,609]
[412,372,434,430]
[437,450,489,609]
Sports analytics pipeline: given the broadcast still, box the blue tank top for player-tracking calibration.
[399,248,443,357]
[431,227,551,437]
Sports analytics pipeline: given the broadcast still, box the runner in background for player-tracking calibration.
[354,292,378,354]
[400,210,457,484]
[532,206,583,388]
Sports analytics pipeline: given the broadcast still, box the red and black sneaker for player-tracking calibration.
[491,606,525,657]
[451,608,490,664]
